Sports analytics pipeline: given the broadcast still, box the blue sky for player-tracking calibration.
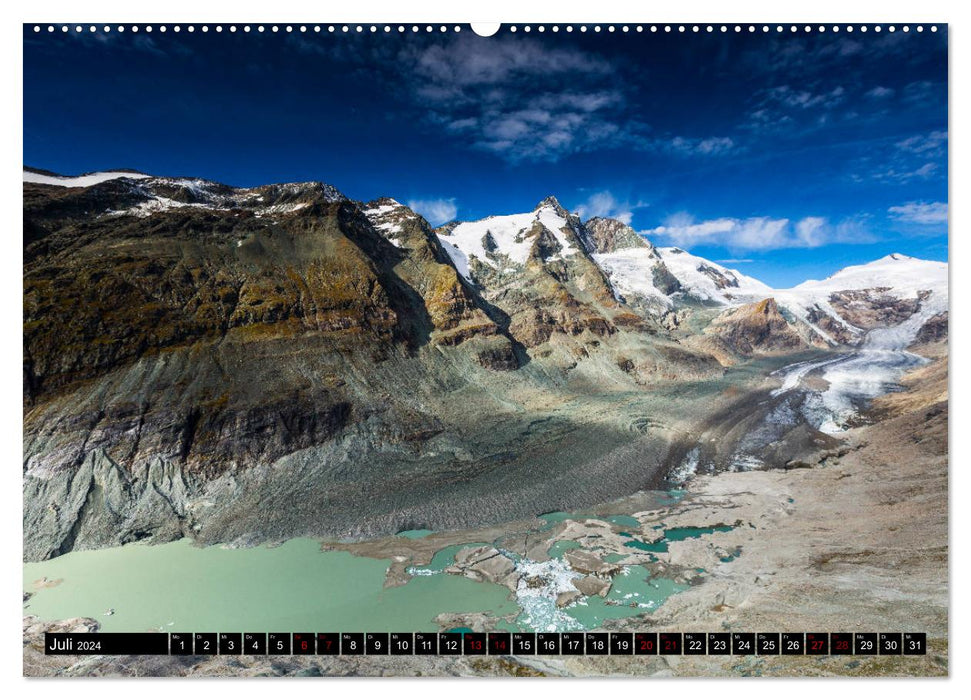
[23,25,947,286]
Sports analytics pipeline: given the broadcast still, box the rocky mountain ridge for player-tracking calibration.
[22,168,948,560]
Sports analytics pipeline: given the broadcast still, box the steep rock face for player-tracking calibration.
[23,176,527,559]
[583,217,650,253]
[361,198,517,362]
[24,189,400,401]
[697,298,810,364]
[914,312,948,345]
[827,288,921,330]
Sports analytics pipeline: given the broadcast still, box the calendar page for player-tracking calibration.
[22,19,948,679]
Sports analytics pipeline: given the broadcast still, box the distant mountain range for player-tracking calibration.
[24,167,946,351]
[22,168,948,560]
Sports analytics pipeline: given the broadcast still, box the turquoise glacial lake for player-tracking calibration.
[24,503,716,634]
[23,538,518,633]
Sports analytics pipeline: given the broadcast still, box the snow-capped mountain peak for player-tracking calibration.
[535,194,566,211]
[591,232,772,314]
[577,216,947,348]
[762,254,948,345]
[26,169,946,350]
[791,253,946,296]
[436,198,584,282]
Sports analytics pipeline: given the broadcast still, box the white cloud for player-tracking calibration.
[865,86,895,99]
[447,102,627,161]
[410,36,612,89]
[853,130,947,184]
[404,36,631,163]
[573,191,649,225]
[896,130,948,155]
[888,201,948,225]
[666,136,736,156]
[766,85,846,110]
[648,213,871,251]
[408,198,458,226]
[401,36,736,164]
[796,217,828,246]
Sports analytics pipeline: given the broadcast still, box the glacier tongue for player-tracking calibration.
[780,294,943,434]
[809,291,944,433]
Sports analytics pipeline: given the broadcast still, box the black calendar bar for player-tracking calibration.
[44,632,169,655]
[44,632,929,656]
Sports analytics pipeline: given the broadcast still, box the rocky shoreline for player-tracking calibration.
[24,345,948,677]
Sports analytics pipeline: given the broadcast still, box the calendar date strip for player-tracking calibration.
[45,631,927,656]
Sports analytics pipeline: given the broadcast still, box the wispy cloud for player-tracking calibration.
[896,130,948,156]
[408,197,458,226]
[441,96,630,162]
[742,31,937,84]
[402,35,631,162]
[744,84,848,134]
[888,201,948,225]
[902,80,944,104]
[865,86,895,99]
[742,35,866,79]
[664,136,737,156]
[410,36,612,89]
[647,213,872,251]
[767,85,846,111]
[573,190,648,225]
[870,162,939,183]
[397,35,738,164]
[850,130,947,184]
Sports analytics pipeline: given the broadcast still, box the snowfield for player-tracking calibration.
[24,170,150,187]
[593,247,671,306]
[656,247,773,303]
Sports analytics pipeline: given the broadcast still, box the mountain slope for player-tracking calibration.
[22,171,723,560]
[359,197,516,359]
[692,298,813,365]
[23,167,150,188]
